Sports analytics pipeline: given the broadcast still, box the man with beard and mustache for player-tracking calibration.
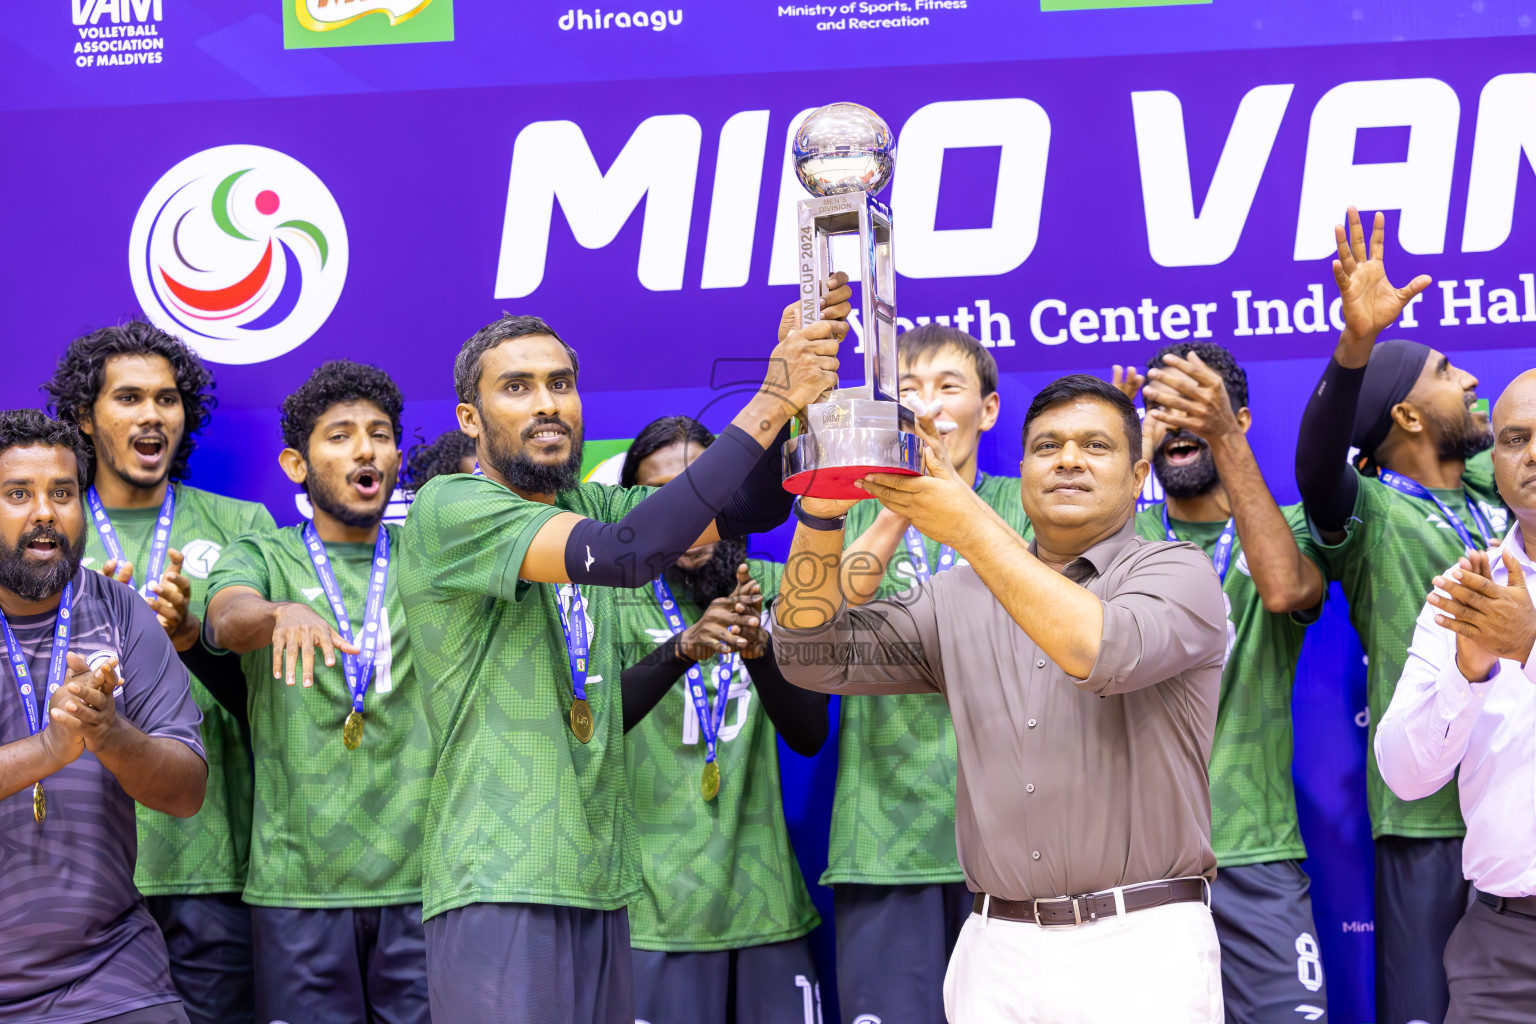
[1297,206,1507,1024]
[201,361,431,1024]
[1117,342,1331,1024]
[0,409,208,1024]
[44,321,274,1024]
[399,294,846,1022]
[614,415,828,1024]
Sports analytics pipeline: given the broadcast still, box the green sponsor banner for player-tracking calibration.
[1043,0,1209,9]
[581,439,634,483]
[282,0,454,49]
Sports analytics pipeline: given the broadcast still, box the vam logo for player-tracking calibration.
[129,145,348,365]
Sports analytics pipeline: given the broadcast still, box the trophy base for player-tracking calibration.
[782,427,924,500]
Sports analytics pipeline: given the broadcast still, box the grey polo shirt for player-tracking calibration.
[771,518,1226,902]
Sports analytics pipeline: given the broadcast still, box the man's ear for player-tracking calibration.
[979,391,1001,434]
[278,448,308,486]
[1132,457,1151,494]
[1236,407,1253,434]
[456,402,481,438]
[77,405,96,440]
[1391,401,1425,437]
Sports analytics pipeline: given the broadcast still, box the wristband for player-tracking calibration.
[793,498,847,532]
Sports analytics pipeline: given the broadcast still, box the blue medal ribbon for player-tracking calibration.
[1162,505,1237,584]
[554,583,590,704]
[87,486,175,598]
[651,576,734,765]
[1,581,75,736]
[301,524,390,715]
[1377,469,1492,553]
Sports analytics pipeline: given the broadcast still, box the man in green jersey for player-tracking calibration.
[1121,342,1331,1023]
[816,324,1032,1024]
[399,287,847,1023]
[1297,207,1506,1024]
[616,415,828,1024]
[203,360,430,1024]
[44,321,274,1024]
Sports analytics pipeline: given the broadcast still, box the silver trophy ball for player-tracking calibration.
[793,102,895,198]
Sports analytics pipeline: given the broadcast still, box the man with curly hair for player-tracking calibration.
[44,321,274,1024]
[404,428,476,494]
[203,360,431,1023]
[0,408,208,1024]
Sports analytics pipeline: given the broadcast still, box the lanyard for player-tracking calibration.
[301,524,390,714]
[650,576,735,764]
[87,486,175,597]
[1,581,74,736]
[1377,469,1492,553]
[554,584,590,704]
[1161,506,1237,584]
[902,472,986,582]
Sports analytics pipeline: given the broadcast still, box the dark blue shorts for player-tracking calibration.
[425,902,633,1024]
[1375,835,1470,1024]
[832,881,972,1024]
[632,936,819,1024]
[250,903,428,1024]
[144,893,253,1024]
[1210,860,1328,1024]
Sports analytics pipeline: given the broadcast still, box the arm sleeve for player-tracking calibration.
[116,585,206,762]
[1297,358,1366,534]
[1081,543,1228,695]
[565,425,779,588]
[620,634,692,733]
[1374,592,1491,801]
[176,644,248,726]
[769,585,943,696]
[712,423,794,538]
[742,640,829,756]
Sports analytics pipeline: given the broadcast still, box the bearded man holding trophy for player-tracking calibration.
[771,103,1229,1024]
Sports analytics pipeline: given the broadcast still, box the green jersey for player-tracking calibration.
[204,524,431,907]
[399,474,649,921]
[81,482,275,896]
[621,558,819,952]
[823,472,1032,886]
[1135,502,1323,867]
[1318,449,1509,839]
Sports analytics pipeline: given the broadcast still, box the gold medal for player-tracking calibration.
[700,761,721,802]
[33,781,45,823]
[343,710,364,750]
[569,698,594,743]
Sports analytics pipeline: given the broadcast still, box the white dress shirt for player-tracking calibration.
[1376,522,1536,897]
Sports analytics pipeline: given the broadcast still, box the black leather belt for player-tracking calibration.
[1477,889,1536,919]
[972,877,1208,928]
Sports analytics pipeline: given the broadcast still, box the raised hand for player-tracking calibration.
[1111,365,1146,404]
[1144,351,1245,443]
[1332,206,1432,354]
[270,603,361,688]
[768,318,846,414]
[779,272,853,342]
[678,572,761,662]
[146,548,198,652]
[48,653,124,756]
[727,563,772,660]
[1429,549,1536,680]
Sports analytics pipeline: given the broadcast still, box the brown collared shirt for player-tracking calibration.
[771,518,1226,902]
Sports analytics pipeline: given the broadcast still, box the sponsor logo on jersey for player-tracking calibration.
[179,538,222,579]
[129,145,348,365]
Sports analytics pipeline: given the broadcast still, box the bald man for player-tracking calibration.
[1295,208,1506,1024]
[1377,369,1536,1024]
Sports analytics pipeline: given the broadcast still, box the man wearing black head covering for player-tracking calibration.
[1296,207,1506,1024]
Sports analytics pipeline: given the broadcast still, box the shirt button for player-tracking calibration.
[1026,784,1035,793]
[1027,718,1037,728]
[1036,660,1046,669]
[1032,851,1041,860]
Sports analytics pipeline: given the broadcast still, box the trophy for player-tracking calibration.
[781,102,923,499]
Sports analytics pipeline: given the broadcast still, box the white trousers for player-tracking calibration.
[942,899,1224,1024]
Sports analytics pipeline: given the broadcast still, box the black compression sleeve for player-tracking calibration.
[565,424,770,588]
[179,643,248,727]
[1296,358,1366,534]
[620,635,692,733]
[745,641,829,757]
[714,423,794,538]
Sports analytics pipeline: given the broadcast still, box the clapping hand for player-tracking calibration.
[1430,550,1536,681]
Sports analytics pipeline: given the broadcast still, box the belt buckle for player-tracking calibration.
[1032,894,1082,927]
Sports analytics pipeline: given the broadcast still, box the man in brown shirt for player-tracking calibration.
[772,374,1227,1023]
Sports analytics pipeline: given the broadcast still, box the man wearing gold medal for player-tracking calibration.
[202,362,432,1024]
[0,410,208,1024]
[616,415,829,1024]
[399,284,848,1024]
